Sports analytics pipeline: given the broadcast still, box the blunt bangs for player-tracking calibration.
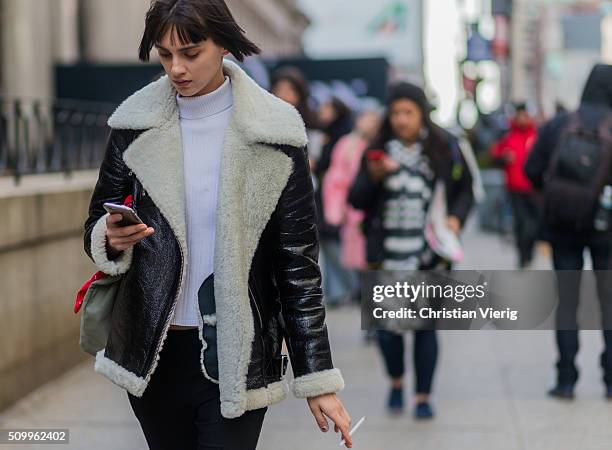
[139,0,261,62]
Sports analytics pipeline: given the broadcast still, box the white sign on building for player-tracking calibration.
[298,0,424,76]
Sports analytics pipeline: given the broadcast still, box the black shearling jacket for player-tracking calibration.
[83,60,344,419]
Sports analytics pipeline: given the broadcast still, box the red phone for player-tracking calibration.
[367,150,386,161]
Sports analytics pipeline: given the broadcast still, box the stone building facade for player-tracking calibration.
[0,0,309,99]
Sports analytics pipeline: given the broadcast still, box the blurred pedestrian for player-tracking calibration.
[316,97,355,176]
[348,82,474,419]
[526,64,612,400]
[270,66,323,162]
[322,102,383,300]
[316,97,356,306]
[82,0,352,448]
[271,66,325,192]
[491,103,539,268]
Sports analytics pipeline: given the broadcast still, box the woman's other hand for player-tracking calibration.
[307,393,353,448]
[446,215,461,235]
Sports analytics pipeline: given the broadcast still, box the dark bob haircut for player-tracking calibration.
[138,0,261,62]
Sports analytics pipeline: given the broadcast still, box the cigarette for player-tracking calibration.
[339,416,366,447]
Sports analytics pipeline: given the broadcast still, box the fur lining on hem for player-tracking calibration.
[198,314,220,385]
[221,381,288,419]
[291,368,345,399]
[95,346,288,419]
[214,135,294,421]
[201,314,216,326]
[90,214,133,276]
[94,350,147,397]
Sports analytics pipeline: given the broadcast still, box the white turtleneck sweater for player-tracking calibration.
[171,76,233,326]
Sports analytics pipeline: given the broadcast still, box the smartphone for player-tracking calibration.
[103,202,144,227]
[367,150,386,161]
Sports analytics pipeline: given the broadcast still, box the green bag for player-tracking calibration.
[79,275,122,356]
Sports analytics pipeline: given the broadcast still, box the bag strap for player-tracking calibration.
[565,111,582,134]
[545,114,578,182]
[597,113,612,143]
[598,114,612,185]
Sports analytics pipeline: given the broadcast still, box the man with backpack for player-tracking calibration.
[525,64,612,400]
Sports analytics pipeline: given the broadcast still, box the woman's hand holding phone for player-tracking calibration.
[106,213,155,252]
[366,150,399,182]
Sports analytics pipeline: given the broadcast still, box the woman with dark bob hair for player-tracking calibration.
[83,0,351,448]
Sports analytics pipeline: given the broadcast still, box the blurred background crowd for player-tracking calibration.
[1,0,612,448]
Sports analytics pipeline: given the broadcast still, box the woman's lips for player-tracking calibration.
[174,80,192,87]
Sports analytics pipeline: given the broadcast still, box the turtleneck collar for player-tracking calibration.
[176,76,233,119]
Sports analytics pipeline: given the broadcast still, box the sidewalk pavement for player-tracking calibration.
[1,220,611,450]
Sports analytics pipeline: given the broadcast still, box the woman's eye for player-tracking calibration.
[159,53,171,59]
[185,53,199,59]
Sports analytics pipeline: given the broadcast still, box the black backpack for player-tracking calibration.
[543,113,612,232]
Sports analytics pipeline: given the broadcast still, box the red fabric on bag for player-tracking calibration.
[123,194,133,208]
[74,194,133,313]
[74,271,108,313]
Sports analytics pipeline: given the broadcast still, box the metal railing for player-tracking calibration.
[0,96,116,184]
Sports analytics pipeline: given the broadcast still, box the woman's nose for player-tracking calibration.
[171,59,186,77]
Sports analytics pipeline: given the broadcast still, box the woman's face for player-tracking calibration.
[155,28,226,97]
[272,80,300,107]
[389,99,423,143]
[318,102,337,127]
[355,111,381,141]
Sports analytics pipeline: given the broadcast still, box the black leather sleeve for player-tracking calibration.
[272,145,335,378]
[83,129,133,262]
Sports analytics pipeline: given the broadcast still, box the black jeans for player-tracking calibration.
[377,330,438,394]
[552,239,612,386]
[127,329,267,450]
[509,191,539,267]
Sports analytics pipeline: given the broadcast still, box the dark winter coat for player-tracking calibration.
[347,131,474,265]
[83,60,344,419]
[525,64,612,243]
[491,120,537,192]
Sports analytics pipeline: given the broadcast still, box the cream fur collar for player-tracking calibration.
[108,59,308,148]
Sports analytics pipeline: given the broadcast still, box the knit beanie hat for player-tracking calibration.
[386,82,432,115]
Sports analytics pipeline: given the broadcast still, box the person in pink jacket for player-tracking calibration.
[323,104,382,279]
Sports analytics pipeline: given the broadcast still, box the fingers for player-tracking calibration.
[106,214,147,237]
[108,230,154,250]
[366,160,384,171]
[324,407,352,448]
[105,214,154,251]
[383,158,400,172]
[110,228,154,247]
[341,414,352,447]
[367,161,386,181]
[308,402,329,433]
[106,213,123,224]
